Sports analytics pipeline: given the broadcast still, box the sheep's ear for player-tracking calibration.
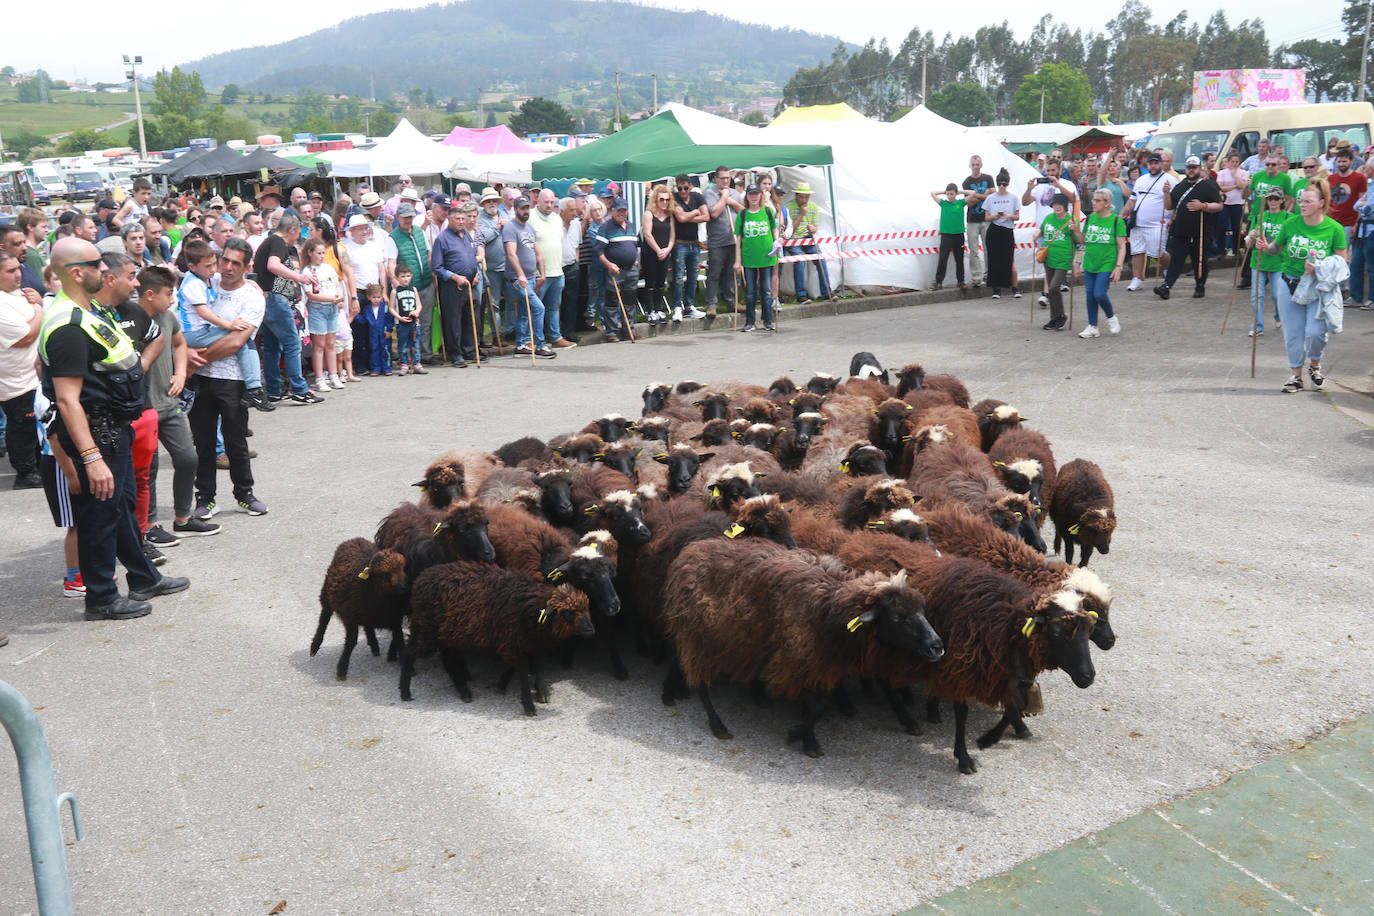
[788,397,796,405]
[688,433,702,441]
[710,486,721,498]
[633,448,643,459]
[692,400,703,407]
[432,521,449,534]
[905,404,913,411]
[992,460,1006,468]
[1021,616,1045,637]
[1068,523,1081,535]
[900,435,913,442]
[866,520,885,529]
[846,610,877,632]
[754,472,767,479]
[357,566,371,580]
[734,407,746,417]
[411,480,427,489]
[839,460,850,473]
[870,408,879,415]
[723,523,746,539]
[730,431,741,439]
[552,447,565,457]
[653,453,669,464]
[546,567,565,582]
[593,452,606,460]
[697,451,715,462]
[538,607,550,624]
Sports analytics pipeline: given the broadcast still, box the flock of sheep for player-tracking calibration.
[311,353,1119,774]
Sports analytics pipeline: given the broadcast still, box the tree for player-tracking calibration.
[425,87,436,106]
[446,112,474,128]
[1118,35,1195,120]
[56,129,101,155]
[407,87,424,107]
[3,129,49,160]
[508,97,574,135]
[0,66,14,78]
[1012,62,1092,123]
[220,83,241,105]
[926,81,996,125]
[1276,39,1353,101]
[289,89,329,128]
[151,67,206,121]
[16,70,51,103]
[370,108,399,136]
[740,111,768,126]
[1341,1,1373,97]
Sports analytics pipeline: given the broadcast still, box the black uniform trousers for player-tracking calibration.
[69,422,160,608]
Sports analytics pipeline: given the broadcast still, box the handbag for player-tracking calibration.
[1035,246,1049,264]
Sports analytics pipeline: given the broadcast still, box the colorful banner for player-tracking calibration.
[1192,70,1307,110]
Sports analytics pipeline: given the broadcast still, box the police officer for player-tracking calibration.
[39,238,189,621]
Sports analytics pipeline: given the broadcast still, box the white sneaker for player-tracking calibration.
[1013,290,1023,299]
[671,307,683,322]
[1078,325,1100,338]
[685,307,707,319]
[1106,316,1121,335]
[330,375,345,389]
[1060,283,1070,292]
[316,379,331,393]
[1127,277,1143,291]
[1037,294,1050,307]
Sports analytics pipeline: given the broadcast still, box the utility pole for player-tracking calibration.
[1040,86,1045,122]
[652,73,658,113]
[477,90,484,130]
[369,74,375,102]
[123,55,147,159]
[1361,0,1373,101]
[615,71,622,131]
[921,56,927,103]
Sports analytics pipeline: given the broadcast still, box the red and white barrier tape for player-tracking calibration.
[782,223,1039,247]
[778,241,1037,263]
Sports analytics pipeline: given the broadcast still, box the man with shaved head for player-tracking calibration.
[38,238,188,621]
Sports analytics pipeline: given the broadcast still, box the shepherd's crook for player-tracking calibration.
[522,285,537,366]
[466,283,480,368]
[612,279,636,342]
[1220,237,1253,336]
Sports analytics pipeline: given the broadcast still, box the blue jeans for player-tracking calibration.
[791,243,832,299]
[539,274,565,342]
[1351,232,1374,304]
[672,242,700,311]
[587,262,605,322]
[1251,269,1280,332]
[1082,270,1115,326]
[396,320,417,365]
[505,277,546,347]
[258,293,307,397]
[182,324,262,389]
[1274,275,1330,368]
[743,267,774,326]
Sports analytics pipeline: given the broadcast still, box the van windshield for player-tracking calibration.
[1150,131,1231,162]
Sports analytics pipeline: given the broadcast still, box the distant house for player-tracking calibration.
[67,83,97,93]
[103,87,129,94]
[702,104,735,117]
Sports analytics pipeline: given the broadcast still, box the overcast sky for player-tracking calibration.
[11,0,1352,85]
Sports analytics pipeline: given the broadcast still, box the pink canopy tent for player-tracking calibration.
[441,125,539,155]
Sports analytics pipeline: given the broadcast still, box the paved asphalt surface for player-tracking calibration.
[2,284,1372,914]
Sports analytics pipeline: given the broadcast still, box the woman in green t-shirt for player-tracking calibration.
[1033,193,1083,331]
[1077,188,1128,338]
[1250,180,1349,393]
[1246,185,1290,337]
[733,184,779,332]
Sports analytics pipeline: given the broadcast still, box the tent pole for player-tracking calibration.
[825,164,843,296]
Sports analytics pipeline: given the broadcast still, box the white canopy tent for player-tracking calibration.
[443,150,548,185]
[319,118,459,179]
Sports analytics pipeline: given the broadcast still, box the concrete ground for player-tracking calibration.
[2,281,1372,915]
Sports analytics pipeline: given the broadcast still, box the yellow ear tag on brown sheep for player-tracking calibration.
[710,486,721,498]
[724,523,745,539]
[432,522,443,535]
[538,608,549,624]
[867,520,885,528]
[546,568,564,582]
[846,616,866,633]
[839,460,850,472]
[992,460,1006,468]
[1021,617,1037,637]
[1088,610,1099,620]
[583,504,600,516]
[1068,524,1081,535]
[357,567,370,580]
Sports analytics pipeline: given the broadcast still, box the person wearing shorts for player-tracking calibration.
[34,388,83,597]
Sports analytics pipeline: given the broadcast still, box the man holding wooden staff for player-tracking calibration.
[1154,156,1222,300]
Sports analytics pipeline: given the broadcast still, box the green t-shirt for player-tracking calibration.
[1251,172,1291,203]
[1040,213,1075,270]
[1249,207,1289,271]
[938,198,967,235]
[1288,176,1308,200]
[1270,213,1347,278]
[735,207,778,268]
[1081,213,1127,274]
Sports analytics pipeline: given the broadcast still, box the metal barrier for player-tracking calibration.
[1,679,82,916]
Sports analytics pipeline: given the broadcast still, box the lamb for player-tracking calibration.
[693,391,731,421]
[740,423,780,452]
[492,435,553,468]
[835,534,1096,772]
[486,505,621,619]
[909,441,1045,551]
[401,561,595,713]
[661,539,944,756]
[581,413,635,443]
[1050,459,1117,567]
[652,444,716,494]
[736,398,781,424]
[311,537,410,680]
[804,372,840,395]
[894,363,926,397]
[988,427,1058,521]
[641,382,674,416]
[632,416,671,442]
[913,404,981,452]
[973,401,1025,452]
[698,460,765,512]
[432,448,501,496]
[412,458,465,509]
[837,477,917,530]
[553,433,606,464]
[869,398,916,468]
[593,440,642,482]
[689,418,733,446]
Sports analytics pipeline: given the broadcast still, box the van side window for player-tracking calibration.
[1232,132,1259,159]
[1269,128,1319,162]
[1322,125,1371,154]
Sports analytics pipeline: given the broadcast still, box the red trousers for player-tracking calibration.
[131,408,159,535]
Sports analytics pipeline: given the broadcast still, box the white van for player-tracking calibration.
[27,162,69,202]
[1150,101,1374,163]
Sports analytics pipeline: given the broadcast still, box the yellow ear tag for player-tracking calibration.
[357,567,370,580]
[789,398,797,405]
[1088,610,1099,620]
[867,520,886,528]
[419,484,429,490]
[710,486,721,498]
[432,522,443,535]
[546,568,564,581]
[538,608,549,624]
[846,616,866,633]
[1014,512,1023,521]
[1068,523,1081,535]
[656,453,667,460]
[992,461,1005,468]
[724,523,745,539]
[1021,617,1037,637]
[584,504,600,515]
[839,461,850,472]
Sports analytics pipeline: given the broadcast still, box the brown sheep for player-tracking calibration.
[592,440,643,482]
[378,499,498,581]
[651,443,716,494]
[570,464,636,511]
[788,391,826,416]
[661,539,943,756]
[640,382,674,416]
[433,449,501,496]
[581,414,635,443]
[1050,459,1117,567]
[632,416,672,442]
[900,387,956,416]
[909,442,1044,551]
[402,561,594,714]
[898,423,961,478]
[693,391,731,421]
[311,537,410,680]
[741,423,781,452]
[553,433,607,464]
[715,380,770,401]
[864,507,933,546]
[492,436,553,468]
[989,427,1059,526]
[817,391,875,439]
[923,373,970,408]
[837,477,917,530]
[804,372,840,395]
[894,363,926,397]
[413,459,465,508]
[869,397,916,467]
[475,467,537,507]
[736,397,781,424]
[767,376,801,401]
[972,400,1026,452]
[759,472,837,509]
[787,501,849,553]
[374,501,444,553]
[914,404,981,451]
[836,376,893,404]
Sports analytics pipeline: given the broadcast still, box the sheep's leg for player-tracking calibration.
[386,627,402,662]
[661,658,686,707]
[309,605,332,656]
[1061,535,1075,565]
[881,682,922,735]
[898,685,915,705]
[337,624,359,681]
[531,653,550,704]
[925,696,942,723]
[1009,706,1033,740]
[559,640,576,669]
[364,626,381,656]
[749,679,772,708]
[496,666,514,693]
[399,649,417,701]
[440,649,472,702]
[1053,528,1063,557]
[699,685,733,740]
[978,708,1014,749]
[786,691,825,758]
[858,678,875,698]
[516,657,537,716]
[601,626,630,681]
[953,701,979,774]
[1078,543,1093,568]
[831,682,857,717]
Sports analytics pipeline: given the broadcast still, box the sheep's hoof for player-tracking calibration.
[711,726,733,740]
[1013,723,1033,740]
[335,672,348,682]
[976,734,1000,750]
[401,692,413,702]
[614,668,631,682]
[905,722,924,736]
[536,688,551,704]
[805,745,824,759]
[661,692,677,707]
[957,754,979,775]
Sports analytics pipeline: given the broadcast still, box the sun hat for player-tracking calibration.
[792,182,813,195]
[480,188,501,203]
[358,191,383,209]
[346,214,371,230]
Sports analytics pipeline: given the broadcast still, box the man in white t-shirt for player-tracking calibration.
[342,214,391,371]
[1120,152,1174,291]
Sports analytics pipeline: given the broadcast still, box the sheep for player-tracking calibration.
[553,433,606,464]
[767,376,800,400]
[913,404,981,452]
[675,379,706,397]
[733,397,779,425]
[374,501,444,553]
[433,448,501,496]
[836,376,893,404]
[715,380,770,401]
[401,561,595,713]
[869,398,916,468]
[909,441,1045,551]
[311,537,410,680]
[741,423,781,452]
[693,391,731,421]
[835,534,1096,772]
[787,390,826,416]
[759,472,836,509]
[923,373,970,408]
[1050,459,1117,567]
[804,372,840,395]
[770,412,825,471]
[787,502,849,553]
[918,500,1116,651]
[817,392,875,439]
[848,351,889,384]
[988,428,1058,520]
[571,464,635,512]
[505,487,547,519]
[689,418,733,446]
[726,417,752,441]
[840,443,890,478]
[636,481,669,504]
[593,440,642,482]
[632,416,671,442]
[532,468,576,525]
[972,401,1026,453]
[580,489,652,545]
[582,413,635,443]
[894,363,926,397]
[864,507,933,546]
[900,387,956,417]
[485,505,621,619]
[837,477,917,530]
[652,444,715,494]
[413,459,465,509]
[395,498,499,580]
[697,459,767,512]
[493,435,553,468]
[661,539,944,756]
[475,467,536,507]
[641,382,673,416]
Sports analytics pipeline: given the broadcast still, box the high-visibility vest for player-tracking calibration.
[39,291,146,422]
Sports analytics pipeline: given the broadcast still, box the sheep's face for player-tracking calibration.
[690,418,732,447]
[993,458,1043,505]
[860,480,916,523]
[545,587,597,639]
[870,400,914,454]
[895,364,925,396]
[549,545,621,617]
[634,418,670,442]
[586,491,651,545]
[789,412,825,450]
[849,572,944,662]
[986,494,1029,539]
[789,391,825,415]
[674,379,705,395]
[413,465,464,509]
[535,470,575,524]
[741,423,779,452]
[641,383,672,416]
[555,435,604,464]
[367,550,410,596]
[436,501,497,563]
[726,418,751,441]
[736,399,779,424]
[768,376,799,398]
[595,415,633,443]
[843,445,888,477]
[1015,497,1047,554]
[1064,567,1115,650]
[694,392,730,421]
[708,475,762,513]
[656,448,713,494]
[869,508,931,546]
[805,373,838,395]
[1076,507,1117,554]
[1033,594,1097,689]
[733,496,796,549]
[594,444,641,482]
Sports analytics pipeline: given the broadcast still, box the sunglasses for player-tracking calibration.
[64,259,104,269]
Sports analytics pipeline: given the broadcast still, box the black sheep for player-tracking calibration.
[311,537,410,680]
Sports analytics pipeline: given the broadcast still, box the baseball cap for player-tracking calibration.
[96,198,117,211]
[1147,152,1162,162]
[1263,184,1287,198]
[430,193,452,209]
[1185,155,1201,166]
[309,190,324,200]
[745,184,761,195]
[568,188,586,199]
[396,202,417,218]
[454,182,472,194]
[514,196,531,208]
[611,196,628,210]
[346,214,370,229]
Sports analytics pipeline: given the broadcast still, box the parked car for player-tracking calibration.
[59,167,107,200]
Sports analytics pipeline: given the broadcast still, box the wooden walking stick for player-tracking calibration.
[522,285,537,366]
[1067,267,1075,330]
[483,281,504,355]
[466,283,481,368]
[1220,237,1253,335]
[733,271,741,330]
[1029,241,1037,323]
[611,278,636,343]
